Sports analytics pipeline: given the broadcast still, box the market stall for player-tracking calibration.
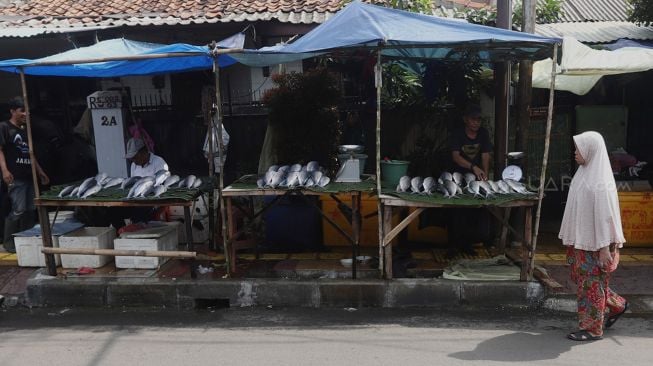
[0,37,242,276]
[231,1,561,280]
[222,175,376,278]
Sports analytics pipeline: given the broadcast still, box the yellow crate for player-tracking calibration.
[619,192,653,247]
[321,194,399,247]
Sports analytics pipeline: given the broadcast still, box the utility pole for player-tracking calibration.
[494,0,512,178]
[515,0,537,177]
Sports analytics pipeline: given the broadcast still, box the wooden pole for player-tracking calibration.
[213,59,230,275]
[530,43,559,280]
[42,247,196,258]
[375,49,384,277]
[494,0,512,178]
[515,0,537,175]
[19,69,40,198]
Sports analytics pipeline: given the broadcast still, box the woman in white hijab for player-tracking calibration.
[559,131,628,341]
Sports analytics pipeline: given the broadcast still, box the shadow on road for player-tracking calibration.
[449,331,573,362]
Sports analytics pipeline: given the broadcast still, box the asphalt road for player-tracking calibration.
[0,307,651,366]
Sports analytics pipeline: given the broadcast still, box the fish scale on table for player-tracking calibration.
[396,176,411,193]
[410,177,423,194]
[422,177,436,195]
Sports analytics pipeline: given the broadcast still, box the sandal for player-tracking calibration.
[567,330,602,341]
[605,302,629,329]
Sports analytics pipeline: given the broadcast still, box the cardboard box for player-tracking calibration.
[59,227,116,268]
[114,226,177,269]
[15,235,61,267]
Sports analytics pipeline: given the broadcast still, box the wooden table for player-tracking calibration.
[35,197,197,277]
[379,194,538,280]
[222,186,364,278]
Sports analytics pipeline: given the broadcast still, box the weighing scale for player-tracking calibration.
[335,145,364,183]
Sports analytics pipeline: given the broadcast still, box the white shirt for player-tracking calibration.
[130,153,168,177]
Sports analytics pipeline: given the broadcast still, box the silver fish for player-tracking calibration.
[487,180,500,194]
[304,178,315,187]
[133,181,154,198]
[444,180,462,198]
[127,178,153,198]
[154,170,171,186]
[277,165,290,173]
[163,175,180,188]
[81,184,102,199]
[504,179,533,194]
[58,185,75,198]
[464,173,476,185]
[152,185,167,198]
[264,171,275,185]
[298,171,310,186]
[267,165,279,172]
[185,175,197,189]
[95,172,108,184]
[256,178,266,188]
[318,176,330,187]
[306,161,319,172]
[410,177,423,194]
[497,180,512,194]
[269,171,285,188]
[396,176,411,193]
[438,172,453,184]
[452,172,464,186]
[311,171,323,184]
[466,181,482,197]
[121,176,141,190]
[435,183,449,196]
[68,186,80,197]
[286,171,300,187]
[478,181,495,198]
[422,177,436,195]
[192,178,202,189]
[289,163,302,172]
[103,177,124,189]
[77,178,97,197]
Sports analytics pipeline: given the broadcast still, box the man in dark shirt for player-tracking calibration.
[450,104,492,180]
[446,105,494,258]
[0,97,49,253]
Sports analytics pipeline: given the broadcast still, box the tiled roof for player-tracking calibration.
[0,0,489,37]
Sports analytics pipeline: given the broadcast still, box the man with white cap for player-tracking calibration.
[125,137,168,177]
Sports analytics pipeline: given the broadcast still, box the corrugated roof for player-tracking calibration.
[545,0,632,23]
[536,21,653,43]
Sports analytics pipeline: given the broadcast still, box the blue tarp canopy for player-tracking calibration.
[0,37,240,77]
[232,1,561,67]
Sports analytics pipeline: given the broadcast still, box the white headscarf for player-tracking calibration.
[559,131,625,251]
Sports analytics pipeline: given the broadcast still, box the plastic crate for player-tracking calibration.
[619,191,653,247]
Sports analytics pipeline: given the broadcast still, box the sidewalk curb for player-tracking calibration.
[25,270,546,310]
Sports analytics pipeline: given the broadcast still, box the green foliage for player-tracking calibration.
[513,0,564,27]
[262,68,341,172]
[382,63,423,106]
[629,0,653,26]
[461,0,563,27]
[341,0,433,14]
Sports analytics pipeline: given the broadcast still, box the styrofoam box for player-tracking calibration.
[15,235,61,267]
[150,221,182,245]
[172,215,210,244]
[59,227,116,269]
[114,226,177,269]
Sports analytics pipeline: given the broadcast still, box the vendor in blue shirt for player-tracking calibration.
[449,104,492,181]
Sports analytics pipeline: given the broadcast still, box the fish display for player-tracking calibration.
[55,169,205,200]
[395,171,534,200]
[258,163,331,189]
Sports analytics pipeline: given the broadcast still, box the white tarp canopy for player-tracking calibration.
[533,37,653,95]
